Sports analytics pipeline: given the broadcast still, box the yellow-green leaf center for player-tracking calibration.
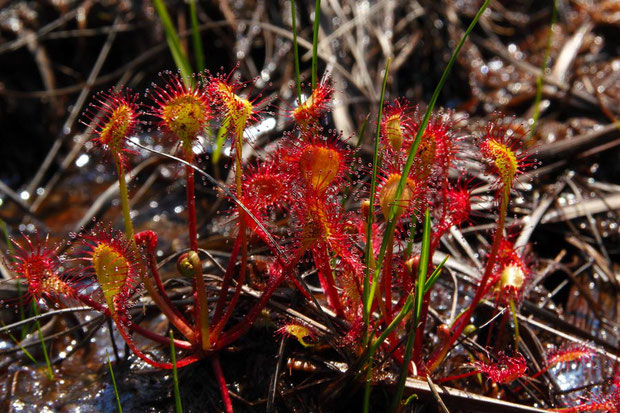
[162,95,208,151]
[385,115,404,152]
[91,244,130,312]
[379,173,416,219]
[99,105,133,151]
[299,145,341,192]
[487,139,517,187]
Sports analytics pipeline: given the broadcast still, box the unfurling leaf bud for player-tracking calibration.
[177,251,201,277]
[405,255,420,277]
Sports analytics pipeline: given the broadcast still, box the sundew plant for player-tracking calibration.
[0,1,619,412]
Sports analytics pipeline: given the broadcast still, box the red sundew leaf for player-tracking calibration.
[560,384,620,413]
[278,131,353,195]
[442,180,473,230]
[479,115,535,193]
[80,224,145,316]
[546,342,596,370]
[291,73,334,131]
[379,101,461,187]
[241,158,293,216]
[489,238,530,305]
[474,351,528,384]
[6,232,77,302]
[206,67,268,146]
[375,168,424,222]
[81,87,142,167]
[380,98,416,154]
[134,230,158,253]
[146,71,211,155]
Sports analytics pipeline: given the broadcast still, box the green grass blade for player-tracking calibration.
[368,0,490,325]
[391,209,432,411]
[188,0,205,72]
[363,293,413,413]
[153,0,193,81]
[170,330,183,413]
[36,323,53,380]
[32,304,54,380]
[365,2,490,404]
[17,284,27,339]
[362,359,373,412]
[368,294,413,358]
[403,394,418,406]
[106,352,123,413]
[290,0,302,103]
[0,219,10,247]
[424,255,449,294]
[211,117,230,166]
[363,58,390,336]
[509,299,520,349]
[2,320,39,365]
[311,0,321,89]
[356,113,370,149]
[415,209,431,322]
[530,0,557,140]
[390,313,416,412]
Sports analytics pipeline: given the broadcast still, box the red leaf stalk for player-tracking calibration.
[313,243,345,317]
[426,190,509,373]
[212,356,234,413]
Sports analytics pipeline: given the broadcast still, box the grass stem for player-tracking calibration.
[188,0,204,71]
[153,0,192,81]
[32,304,54,380]
[530,0,557,140]
[368,0,491,328]
[169,330,183,413]
[311,0,321,89]
[363,58,390,342]
[509,299,520,349]
[362,294,413,413]
[106,352,123,413]
[290,0,302,103]
[391,209,431,411]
